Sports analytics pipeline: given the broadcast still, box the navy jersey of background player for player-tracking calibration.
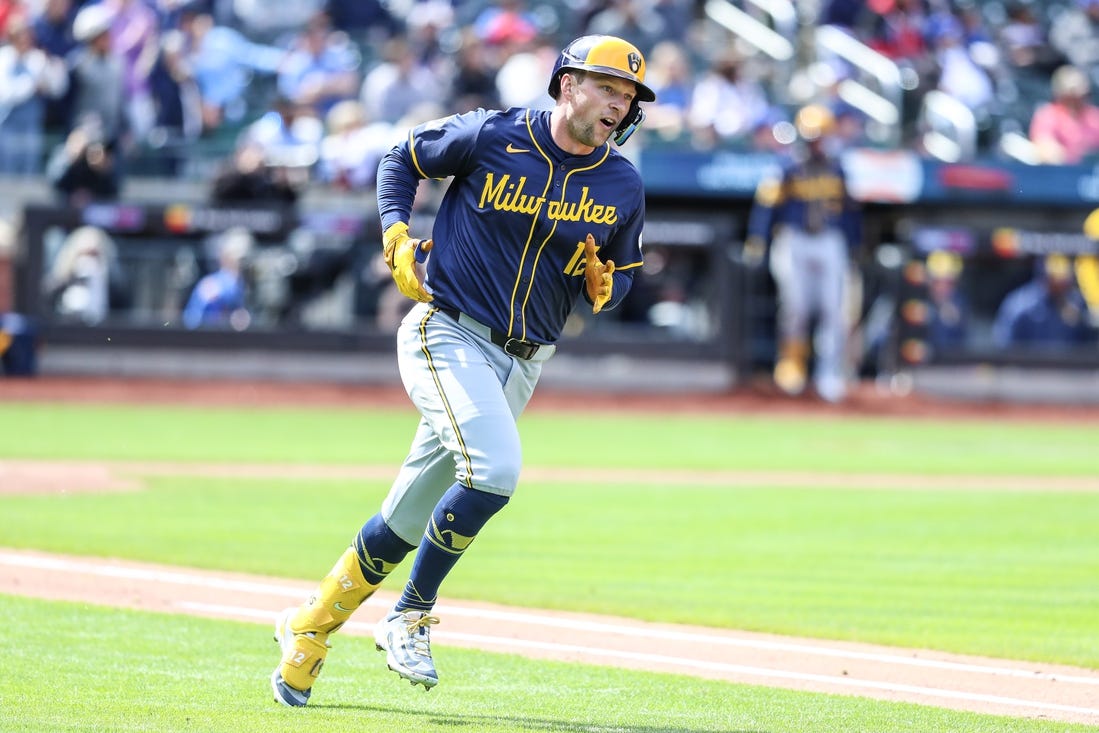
[747,153,861,250]
[377,107,645,344]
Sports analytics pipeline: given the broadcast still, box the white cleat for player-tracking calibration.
[816,374,848,404]
[271,608,312,707]
[374,610,440,689]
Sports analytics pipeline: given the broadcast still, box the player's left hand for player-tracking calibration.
[383,222,433,302]
[583,233,614,314]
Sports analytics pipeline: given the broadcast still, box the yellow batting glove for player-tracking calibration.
[583,233,614,314]
[382,222,433,302]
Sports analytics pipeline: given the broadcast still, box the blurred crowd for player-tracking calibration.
[2,0,1099,204]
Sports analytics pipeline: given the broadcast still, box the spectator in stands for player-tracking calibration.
[688,48,773,149]
[1028,64,1099,165]
[276,11,360,119]
[104,0,160,141]
[176,4,285,133]
[494,35,557,110]
[67,3,127,148]
[866,0,931,65]
[649,0,693,44]
[0,0,22,40]
[956,3,994,47]
[46,111,122,204]
[1050,0,1099,79]
[0,14,70,175]
[819,0,864,32]
[32,0,78,132]
[182,226,252,330]
[210,137,301,205]
[992,254,1096,349]
[144,29,201,175]
[316,98,394,190]
[230,0,322,40]
[360,36,444,124]
[476,2,552,110]
[473,0,539,48]
[449,29,500,113]
[45,224,128,325]
[33,0,77,61]
[584,0,667,55]
[998,1,1063,76]
[241,94,323,173]
[924,250,969,351]
[928,14,994,115]
[404,0,454,76]
[640,39,693,142]
[154,0,201,32]
[322,0,394,38]
[864,0,938,121]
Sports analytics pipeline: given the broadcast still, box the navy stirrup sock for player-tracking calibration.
[353,513,416,585]
[396,484,509,613]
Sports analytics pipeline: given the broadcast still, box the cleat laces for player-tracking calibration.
[404,614,439,657]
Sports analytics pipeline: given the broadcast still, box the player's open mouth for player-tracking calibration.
[600,116,617,130]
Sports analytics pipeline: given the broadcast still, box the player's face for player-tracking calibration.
[564,72,637,150]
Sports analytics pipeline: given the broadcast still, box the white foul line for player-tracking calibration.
[431,603,1099,685]
[180,600,1099,720]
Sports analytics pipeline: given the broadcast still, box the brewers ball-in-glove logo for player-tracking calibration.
[627,52,641,73]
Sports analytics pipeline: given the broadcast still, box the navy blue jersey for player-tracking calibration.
[747,154,861,251]
[377,107,645,344]
[992,279,1094,348]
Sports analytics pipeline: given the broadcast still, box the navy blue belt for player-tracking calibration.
[439,307,542,360]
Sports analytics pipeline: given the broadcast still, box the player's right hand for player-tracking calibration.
[383,222,433,302]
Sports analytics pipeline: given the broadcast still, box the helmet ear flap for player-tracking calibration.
[612,99,644,146]
[548,70,563,100]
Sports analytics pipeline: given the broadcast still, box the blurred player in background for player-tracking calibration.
[924,250,970,352]
[270,34,653,706]
[745,104,863,403]
[992,253,1096,349]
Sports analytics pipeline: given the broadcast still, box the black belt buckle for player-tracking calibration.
[502,336,539,360]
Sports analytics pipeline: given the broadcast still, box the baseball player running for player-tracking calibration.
[745,104,862,403]
[271,34,653,706]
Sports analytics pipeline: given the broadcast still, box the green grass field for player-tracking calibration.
[1,400,1097,732]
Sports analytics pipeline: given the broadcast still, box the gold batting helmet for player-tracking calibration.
[548,35,656,102]
[795,104,835,141]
